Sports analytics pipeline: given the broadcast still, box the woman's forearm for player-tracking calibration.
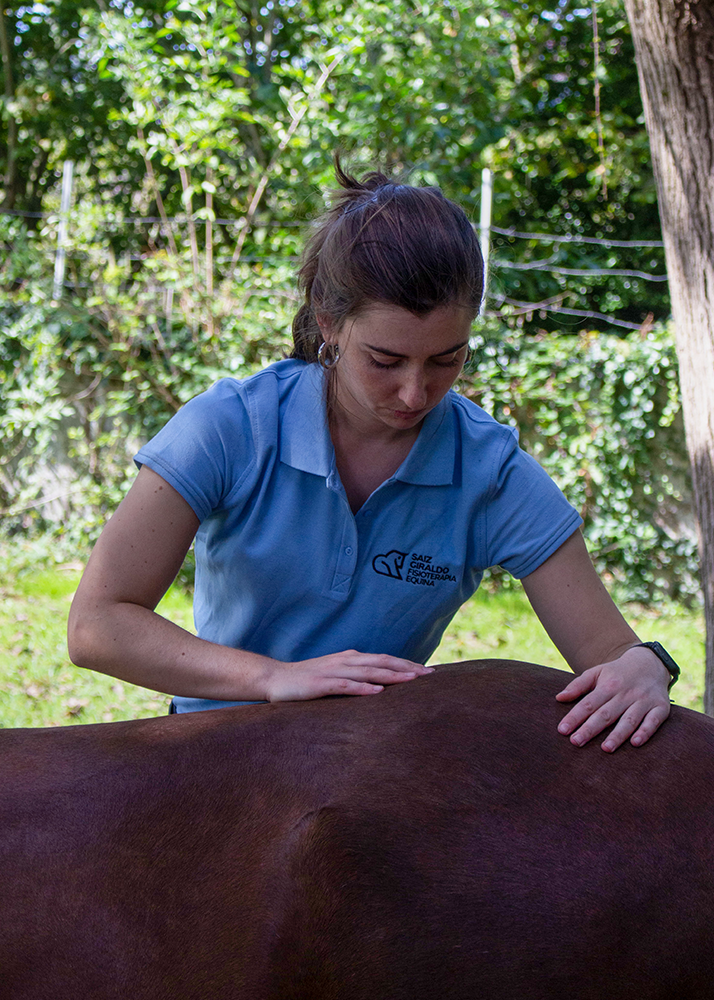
[68,598,431,704]
[67,599,276,702]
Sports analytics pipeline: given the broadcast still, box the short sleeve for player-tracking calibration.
[485,430,583,578]
[134,380,257,522]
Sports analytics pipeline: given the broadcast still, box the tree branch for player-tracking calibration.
[137,127,179,257]
[228,51,347,275]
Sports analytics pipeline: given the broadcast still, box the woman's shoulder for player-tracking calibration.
[205,358,308,404]
[447,390,519,448]
[134,360,314,521]
[178,359,311,437]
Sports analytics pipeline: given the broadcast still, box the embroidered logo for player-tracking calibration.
[372,550,457,587]
[372,550,407,580]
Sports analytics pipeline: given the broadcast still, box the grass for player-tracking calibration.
[0,566,187,727]
[432,587,706,712]
[0,540,706,728]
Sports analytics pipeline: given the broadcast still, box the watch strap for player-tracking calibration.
[632,641,680,690]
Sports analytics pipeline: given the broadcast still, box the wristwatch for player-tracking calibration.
[632,641,681,690]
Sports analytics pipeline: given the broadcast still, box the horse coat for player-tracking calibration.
[1,659,713,1000]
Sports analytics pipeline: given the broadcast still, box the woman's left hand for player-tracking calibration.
[555,645,672,752]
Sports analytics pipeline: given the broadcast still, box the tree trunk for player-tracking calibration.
[623,0,714,714]
[0,7,19,210]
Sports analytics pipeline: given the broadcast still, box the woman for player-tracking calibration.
[68,162,677,751]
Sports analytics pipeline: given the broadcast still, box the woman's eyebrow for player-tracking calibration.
[364,341,469,358]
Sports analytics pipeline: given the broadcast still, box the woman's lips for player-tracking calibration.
[393,408,425,420]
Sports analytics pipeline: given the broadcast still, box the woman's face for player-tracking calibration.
[323,303,474,436]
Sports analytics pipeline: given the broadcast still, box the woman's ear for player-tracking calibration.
[315,313,335,341]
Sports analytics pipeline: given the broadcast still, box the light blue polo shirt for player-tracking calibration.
[135,359,582,712]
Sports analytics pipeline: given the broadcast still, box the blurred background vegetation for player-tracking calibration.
[0,0,703,724]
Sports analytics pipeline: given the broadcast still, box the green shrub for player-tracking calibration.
[464,321,697,603]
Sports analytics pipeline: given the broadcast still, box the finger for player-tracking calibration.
[274,677,386,701]
[327,658,432,682]
[629,703,671,748]
[300,664,430,698]
[322,677,386,697]
[354,654,429,674]
[321,661,434,692]
[563,695,624,746]
[599,701,671,753]
[557,688,610,736]
[555,668,598,702]
[335,666,425,686]
[598,703,653,753]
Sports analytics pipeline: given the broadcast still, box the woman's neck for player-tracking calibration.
[329,411,422,513]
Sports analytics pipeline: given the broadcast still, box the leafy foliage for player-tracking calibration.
[465,321,697,601]
[0,0,696,600]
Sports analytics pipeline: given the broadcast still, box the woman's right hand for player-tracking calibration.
[264,651,433,702]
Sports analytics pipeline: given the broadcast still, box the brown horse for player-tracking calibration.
[1,660,713,1000]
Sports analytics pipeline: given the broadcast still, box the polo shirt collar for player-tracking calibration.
[394,395,455,486]
[279,363,456,486]
[280,363,333,477]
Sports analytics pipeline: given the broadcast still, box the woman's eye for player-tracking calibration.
[367,352,464,370]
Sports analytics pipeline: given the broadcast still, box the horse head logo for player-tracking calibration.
[372,550,407,581]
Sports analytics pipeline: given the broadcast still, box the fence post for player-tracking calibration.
[52,160,74,301]
[479,167,492,314]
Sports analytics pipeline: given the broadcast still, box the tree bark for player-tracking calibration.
[623,0,714,713]
[0,6,19,210]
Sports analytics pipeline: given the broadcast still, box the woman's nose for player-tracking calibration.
[397,370,428,410]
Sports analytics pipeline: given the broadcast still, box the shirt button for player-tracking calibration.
[345,546,353,556]
[363,509,372,516]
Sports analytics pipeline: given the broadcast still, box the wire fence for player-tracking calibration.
[2,203,670,333]
[2,209,669,279]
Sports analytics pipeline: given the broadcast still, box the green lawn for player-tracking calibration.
[433,586,705,712]
[0,547,705,728]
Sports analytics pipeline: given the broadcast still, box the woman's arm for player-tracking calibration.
[521,529,671,752]
[68,466,428,702]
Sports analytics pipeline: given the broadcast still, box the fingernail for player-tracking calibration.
[571,736,582,746]
[424,667,435,673]
[602,741,614,752]
[632,736,642,746]
[558,723,570,734]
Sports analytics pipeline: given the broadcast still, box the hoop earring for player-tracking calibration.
[318,342,340,370]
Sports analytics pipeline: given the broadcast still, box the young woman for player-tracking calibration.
[68,162,678,751]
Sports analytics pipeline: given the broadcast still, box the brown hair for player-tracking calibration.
[291,159,484,362]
